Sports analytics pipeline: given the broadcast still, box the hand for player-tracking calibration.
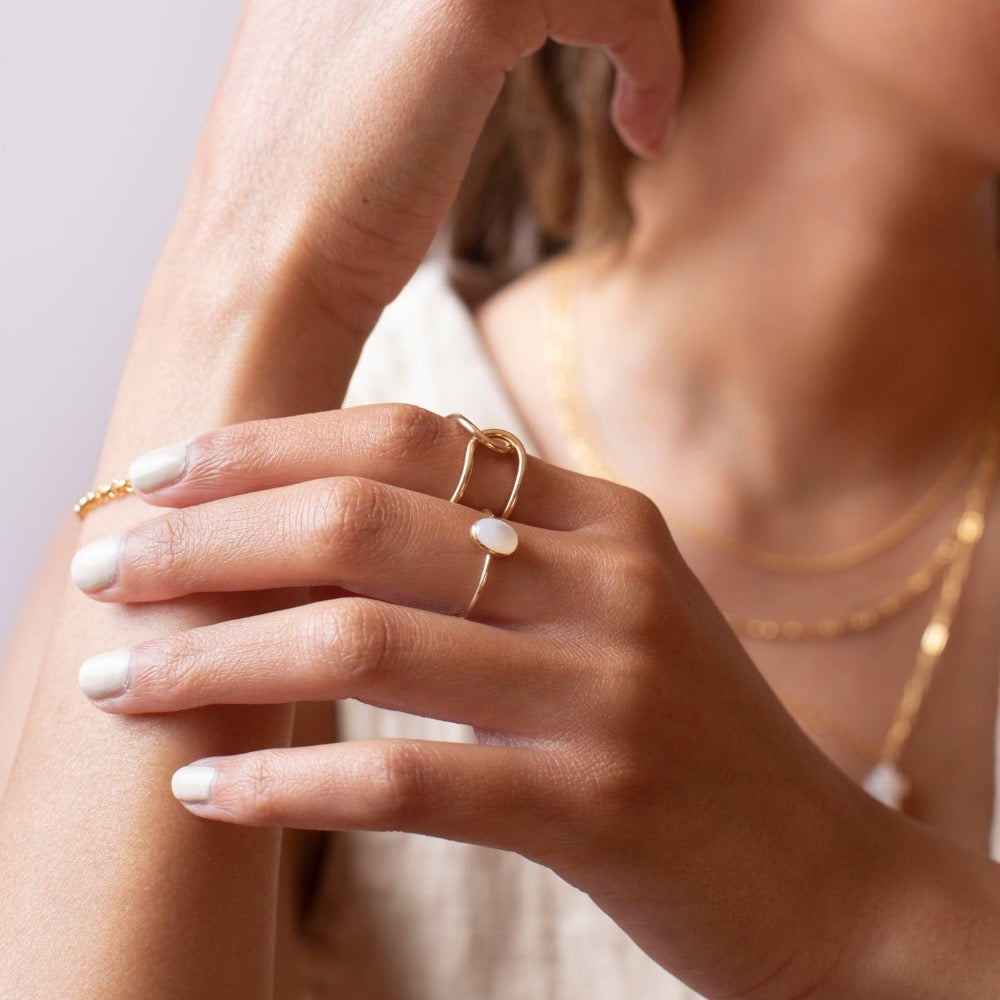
[71,404,895,999]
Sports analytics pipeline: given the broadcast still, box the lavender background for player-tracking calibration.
[0,1,242,652]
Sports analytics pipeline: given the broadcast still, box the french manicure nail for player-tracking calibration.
[129,441,190,493]
[79,647,132,699]
[172,764,218,804]
[70,536,124,593]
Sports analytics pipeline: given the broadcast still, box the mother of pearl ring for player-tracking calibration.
[446,414,526,619]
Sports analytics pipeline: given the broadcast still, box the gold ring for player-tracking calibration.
[447,414,526,618]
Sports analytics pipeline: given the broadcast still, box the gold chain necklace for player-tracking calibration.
[725,531,957,641]
[782,423,997,806]
[548,256,993,640]
[549,257,986,576]
[545,254,1000,807]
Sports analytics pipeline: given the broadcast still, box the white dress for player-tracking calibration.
[297,258,1000,1000]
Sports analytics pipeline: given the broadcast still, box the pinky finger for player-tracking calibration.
[171,739,567,858]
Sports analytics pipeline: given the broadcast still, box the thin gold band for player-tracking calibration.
[462,550,496,619]
[447,413,527,617]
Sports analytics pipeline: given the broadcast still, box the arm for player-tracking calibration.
[0,518,79,803]
[0,517,332,1000]
[0,2,680,997]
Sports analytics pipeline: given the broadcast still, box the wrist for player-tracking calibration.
[823,803,1000,999]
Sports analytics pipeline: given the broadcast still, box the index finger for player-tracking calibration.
[124,403,627,532]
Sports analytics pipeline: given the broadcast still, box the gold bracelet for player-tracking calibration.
[74,478,134,520]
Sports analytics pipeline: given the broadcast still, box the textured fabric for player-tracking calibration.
[297,258,1000,999]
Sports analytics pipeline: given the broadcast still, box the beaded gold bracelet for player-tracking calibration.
[74,478,134,521]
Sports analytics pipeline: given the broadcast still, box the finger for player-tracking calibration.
[544,0,684,157]
[81,598,580,736]
[126,403,622,532]
[72,476,602,624]
[169,740,570,862]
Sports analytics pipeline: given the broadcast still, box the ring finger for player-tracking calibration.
[80,596,580,736]
[71,475,599,624]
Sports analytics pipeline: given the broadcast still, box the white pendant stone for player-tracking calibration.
[862,762,910,810]
[471,517,518,557]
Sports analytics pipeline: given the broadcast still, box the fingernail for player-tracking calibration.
[70,536,124,593]
[129,441,190,493]
[79,647,132,699]
[172,764,218,804]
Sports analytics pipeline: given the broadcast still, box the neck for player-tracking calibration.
[587,5,1000,507]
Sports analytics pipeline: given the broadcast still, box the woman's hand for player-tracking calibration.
[70,404,900,1000]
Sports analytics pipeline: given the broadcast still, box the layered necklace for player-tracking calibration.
[546,257,1000,809]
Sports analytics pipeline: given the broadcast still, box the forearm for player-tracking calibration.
[0,213,361,998]
[0,5,503,990]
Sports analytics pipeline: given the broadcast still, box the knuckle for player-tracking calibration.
[374,404,450,467]
[139,633,206,703]
[309,476,388,565]
[196,420,272,485]
[586,748,659,819]
[364,743,429,827]
[309,599,394,692]
[546,746,658,860]
[138,511,197,579]
[233,753,285,826]
[619,486,670,539]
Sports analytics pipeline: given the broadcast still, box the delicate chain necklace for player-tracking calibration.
[726,531,957,641]
[783,423,998,807]
[548,256,993,641]
[546,254,1000,808]
[549,258,986,576]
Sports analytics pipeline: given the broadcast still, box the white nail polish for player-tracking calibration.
[70,536,123,592]
[172,764,218,803]
[79,647,132,699]
[129,440,190,493]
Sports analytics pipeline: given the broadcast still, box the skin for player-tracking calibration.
[3,0,1000,998]
[0,2,679,999]
[480,0,1000,844]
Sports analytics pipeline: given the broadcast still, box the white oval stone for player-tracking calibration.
[471,517,518,557]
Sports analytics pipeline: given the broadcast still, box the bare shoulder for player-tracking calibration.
[473,258,558,340]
